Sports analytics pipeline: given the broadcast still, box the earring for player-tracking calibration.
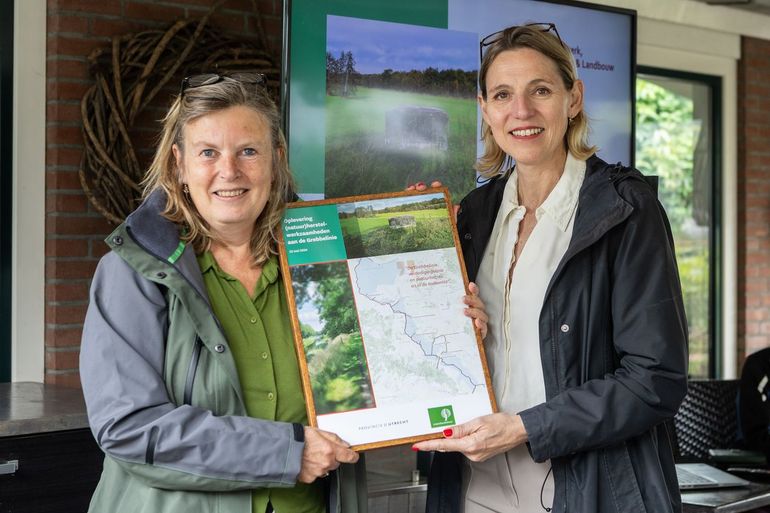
[568,117,574,125]
[183,184,189,194]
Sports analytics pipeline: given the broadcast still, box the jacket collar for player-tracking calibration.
[125,189,181,262]
[569,155,635,257]
[482,154,632,248]
[123,189,209,302]
[544,155,635,297]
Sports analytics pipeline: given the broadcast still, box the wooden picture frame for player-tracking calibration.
[278,188,496,450]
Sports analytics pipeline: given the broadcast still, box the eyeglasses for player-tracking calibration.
[179,72,267,97]
[479,23,563,61]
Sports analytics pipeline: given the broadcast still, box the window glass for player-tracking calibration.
[636,70,720,378]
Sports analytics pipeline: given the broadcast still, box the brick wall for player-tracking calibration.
[737,36,770,362]
[46,0,283,387]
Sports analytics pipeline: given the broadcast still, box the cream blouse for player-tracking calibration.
[466,153,586,512]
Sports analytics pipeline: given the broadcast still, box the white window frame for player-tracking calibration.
[12,0,45,381]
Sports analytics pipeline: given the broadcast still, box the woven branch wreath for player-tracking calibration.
[79,1,280,224]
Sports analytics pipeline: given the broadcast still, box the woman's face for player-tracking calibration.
[479,47,583,172]
[173,105,274,240]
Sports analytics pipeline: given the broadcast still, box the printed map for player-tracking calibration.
[349,248,488,405]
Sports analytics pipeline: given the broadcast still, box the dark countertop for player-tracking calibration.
[682,481,770,513]
[0,381,90,437]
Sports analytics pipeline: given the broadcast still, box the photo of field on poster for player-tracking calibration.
[338,194,454,258]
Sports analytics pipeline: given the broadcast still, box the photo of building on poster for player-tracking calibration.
[280,190,496,449]
[324,16,478,201]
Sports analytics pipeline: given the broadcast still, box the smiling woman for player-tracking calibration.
[172,105,275,296]
[414,24,688,513]
[78,75,366,513]
[478,48,582,175]
[173,106,273,256]
[142,75,294,269]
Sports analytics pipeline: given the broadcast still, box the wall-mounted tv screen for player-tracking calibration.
[282,0,636,200]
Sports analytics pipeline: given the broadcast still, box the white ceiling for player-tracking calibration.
[584,0,770,41]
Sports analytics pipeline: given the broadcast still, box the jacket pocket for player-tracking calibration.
[603,443,647,513]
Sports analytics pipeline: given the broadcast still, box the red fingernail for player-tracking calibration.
[417,182,425,187]
[443,428,453,437]
[411,445,419,451]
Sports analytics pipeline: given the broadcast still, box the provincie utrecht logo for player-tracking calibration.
[428,405,456,428]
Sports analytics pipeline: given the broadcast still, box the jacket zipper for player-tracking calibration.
[183,337,202,405]
[122,229,244,407]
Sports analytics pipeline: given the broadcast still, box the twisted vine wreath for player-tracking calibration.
[79,1,280,224]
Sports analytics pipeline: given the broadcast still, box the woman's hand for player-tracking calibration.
[406,180,443,192]
[464,282,488,339]
[298,427,359,483]
[411,413,528,462]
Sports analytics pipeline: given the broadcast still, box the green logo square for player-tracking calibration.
[428,405,456,428]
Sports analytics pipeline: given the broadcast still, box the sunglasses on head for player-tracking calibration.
[179,72,267,97]
[479,23,563,61]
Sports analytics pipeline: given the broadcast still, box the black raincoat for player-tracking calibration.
[427,154,688,513]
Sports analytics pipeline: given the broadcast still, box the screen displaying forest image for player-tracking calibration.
[338,193,454,259]
[325,15,478,201]
[290,261,375,415]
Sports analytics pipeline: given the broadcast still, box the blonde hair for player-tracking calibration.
[142,79,294,266]
[476,24,597,178]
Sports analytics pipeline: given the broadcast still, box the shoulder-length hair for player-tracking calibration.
[142,79,294,267]
[476,24,597,178]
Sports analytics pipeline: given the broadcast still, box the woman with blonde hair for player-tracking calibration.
[80,74,365,513]
[414,24,688,513]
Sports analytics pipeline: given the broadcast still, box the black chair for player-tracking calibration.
[673,379,742,461]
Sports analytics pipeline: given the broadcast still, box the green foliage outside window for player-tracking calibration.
[636,79,697,229]
[636,77,710,378]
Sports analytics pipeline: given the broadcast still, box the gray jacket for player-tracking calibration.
[427,155,688,513]
[80,190,366,513]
